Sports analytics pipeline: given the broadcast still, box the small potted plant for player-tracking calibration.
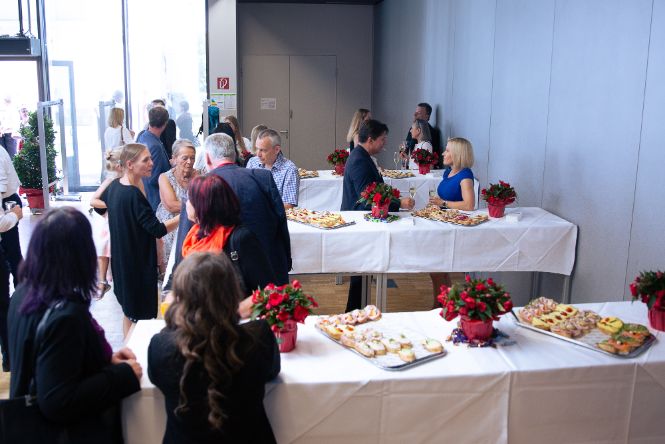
[481,180,516,218]
[410,149,438,175]
[438,275,513,341]
[630,270,665,331]
[357,181,400,219]
[13,111,59,211]
[250,280,318,352]
[327,148,350,175]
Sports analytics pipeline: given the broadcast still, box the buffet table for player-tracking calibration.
[298,169,442,211]
[122,301,664,444]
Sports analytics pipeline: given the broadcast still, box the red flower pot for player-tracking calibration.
[648,307,665,332]
[460,316,494,341]
[487,203,506,218]
[371,201,391,219]
[275,319,298,352]
[21,187,46,211]
[334,163,345,175]
[418,164,431,175]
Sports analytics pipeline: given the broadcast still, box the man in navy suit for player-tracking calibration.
[171,133,291,285]
[341,119,414,310]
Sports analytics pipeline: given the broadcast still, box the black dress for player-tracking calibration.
[148,320,280,444]
[101,179,167,320]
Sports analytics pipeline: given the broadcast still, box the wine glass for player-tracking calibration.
[393,151,400,170]
[409,186,417,199]
[429,188,437,199]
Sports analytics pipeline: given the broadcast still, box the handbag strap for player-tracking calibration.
[120,125,125,145]
[27,302,63,398]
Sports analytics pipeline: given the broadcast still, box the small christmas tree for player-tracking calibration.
[13,111,59,189]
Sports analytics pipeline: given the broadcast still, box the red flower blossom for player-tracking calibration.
[277,310,289,322]
[293,304,310,323]
[292,279,301,289]
[475,283,486,292]
[268,292,284,307]
[503,300,513,312]
[478,302,487,312]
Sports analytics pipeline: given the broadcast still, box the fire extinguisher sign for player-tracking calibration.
[217,77,230,90]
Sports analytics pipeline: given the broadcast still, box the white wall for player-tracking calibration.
[236,3,374,149]
[208,0,237,119]
[374,0,665,304]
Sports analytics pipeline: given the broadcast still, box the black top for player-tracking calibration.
[341,145,400,212]
[406,122,443,168]
[161,119,177,159]
[148,320,280,444]
[8,285,140,441]
[101,179,167,319]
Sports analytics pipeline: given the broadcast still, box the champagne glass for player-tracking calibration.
[409,186,417,199]
[429,188,437,199]
[393,151,400,170]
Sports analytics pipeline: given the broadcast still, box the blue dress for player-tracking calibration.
[437,168,474,202]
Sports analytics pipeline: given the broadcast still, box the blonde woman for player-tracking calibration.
[104,108,135,149]
[346,108,371,150]
[250,124,268,154]
[224,115,252,163]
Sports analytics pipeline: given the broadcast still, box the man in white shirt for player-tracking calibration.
[0,146,22,285]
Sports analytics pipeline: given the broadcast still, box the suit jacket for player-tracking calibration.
[406,122,443,168]
[341,145,400,212]
[160,119,177,159]
[172,164,291,285]
[136,130,171,211]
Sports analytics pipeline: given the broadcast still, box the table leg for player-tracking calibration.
[531,272,541,300]
[562,275,572,304]
[335,274,344,285]
[360,275,370,307]
[375,273,388,312]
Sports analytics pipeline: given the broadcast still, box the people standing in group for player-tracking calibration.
[8,207,141,442]
[249,124,268,154]
[175,100,197,145]
[97,143,180,336]
[90,149,124,300]
[103,108,135,182]
[405,102,442,168]
[346,108,371,151]
[341,119,415,311]
[0,200,22,372]
[224,115,253,166]
[171,133,291,286]
[404,119,433,170]
[136,106,172,211]
[155,139,198,271]
[247,129,299,209]
[0,138,23,286]
[148,252,280,444]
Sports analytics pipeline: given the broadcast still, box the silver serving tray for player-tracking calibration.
[412,213,490,227]
[511,311,656,359]
[316,321,447,371]
[287,219,356,230]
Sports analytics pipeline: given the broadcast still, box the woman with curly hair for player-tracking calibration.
[148,252,280,443]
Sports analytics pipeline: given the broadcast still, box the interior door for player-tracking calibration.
[241,56,290,155]
[289,55,337,170]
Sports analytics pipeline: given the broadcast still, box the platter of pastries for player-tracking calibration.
[316,305,446,370]
[298,168,319,179]
[381,169,415,179]
[412,206,489,226]
[513,297,655,358]
[286,207,355,229]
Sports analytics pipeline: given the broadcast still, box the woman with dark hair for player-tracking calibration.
[224,115,252,165]
[180,174,276,317]
[148,252,280,443]
[8,207,141,442]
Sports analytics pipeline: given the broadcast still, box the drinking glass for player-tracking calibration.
[429,188,437,199]
[409,186,417,199]
[4,201,17,211]
[393,151,400,170]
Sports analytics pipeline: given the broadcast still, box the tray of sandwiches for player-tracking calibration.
[316,305,446,370]
[512,297,656,358]
[286,207,356,229]
[412,206,490,226]
[298,168,319,179]
[381,169,415,179]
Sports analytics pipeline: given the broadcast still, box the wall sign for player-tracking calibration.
[260,98,277,110]
[216,77,230,90]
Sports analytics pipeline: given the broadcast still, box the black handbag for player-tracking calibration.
[0,305,72,444]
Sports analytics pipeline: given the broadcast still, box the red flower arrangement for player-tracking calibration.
[630,271,665,310]
[357,181,400,207]
[438,275,513,322]
[411,148,438,166]
[250,280,318,332]
[327,148,350,166]
[481,181,517,205]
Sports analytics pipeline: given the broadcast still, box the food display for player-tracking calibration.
[286,207,355,229]
[412,206,489,226]
[381,169,415,179]
[316,306,446,370]
[298,168,319,179]
[514,297,655,357]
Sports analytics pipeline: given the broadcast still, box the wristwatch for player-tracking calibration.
[441,200,448,209]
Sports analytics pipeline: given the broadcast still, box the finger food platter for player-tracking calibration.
[298,168,319,179]
[381,169,415,179]
[512,297,656,359]
[316,306,447,370]
[412,207,489,226]
[286,207,356,230]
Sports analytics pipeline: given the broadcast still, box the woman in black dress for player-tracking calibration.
[100,143,180,336]
[148,252,280,443]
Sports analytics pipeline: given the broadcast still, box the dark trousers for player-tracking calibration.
[0,246,10,370]
[0,134,17,158]
[1,193,23,285]
[346,275,363,312]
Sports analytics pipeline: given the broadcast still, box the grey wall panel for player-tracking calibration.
[543,0,652,302]
[449,0,496,188]
[626,0,665,297]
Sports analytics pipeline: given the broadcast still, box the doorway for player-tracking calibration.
[241,55,337,170]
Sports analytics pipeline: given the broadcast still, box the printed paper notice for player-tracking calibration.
[260,98,277,110]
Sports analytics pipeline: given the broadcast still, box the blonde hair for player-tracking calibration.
[119,143,147,169]
[250,124,268,154]
[104,148,123,173]
[224,115,247,153]
[107,108,125,128]
[171,139,196,159]
[346,109,371,143]
[447,137,475,169]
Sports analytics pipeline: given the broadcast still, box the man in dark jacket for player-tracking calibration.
[405,102,443,168]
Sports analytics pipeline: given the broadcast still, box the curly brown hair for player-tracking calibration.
[165,252,245,430]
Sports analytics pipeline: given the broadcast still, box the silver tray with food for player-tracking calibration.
[412,207,490,226]
[511,297,656,359]
[316,306,447,370]
[381,169,415,179]
[286,208,356,230]
[298,168,319,179]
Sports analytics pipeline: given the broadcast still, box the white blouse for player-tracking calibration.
[409,140,433,170]
[104,126,135,150]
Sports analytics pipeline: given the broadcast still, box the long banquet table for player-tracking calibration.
[122,301,664,444]
[298,169,442,211]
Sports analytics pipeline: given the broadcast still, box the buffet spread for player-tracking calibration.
[298,168,319,179]
[381,169,415,179]
[412,207,490,226]
[286,207,355,229]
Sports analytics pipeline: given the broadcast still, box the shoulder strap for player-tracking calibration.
[27,302,63,397]
[224,228,240,262]
[120,125,125,145]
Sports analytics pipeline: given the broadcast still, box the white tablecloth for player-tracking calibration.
[122,301,664,444]
[289,207,577,276]
[298,169,442,211]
